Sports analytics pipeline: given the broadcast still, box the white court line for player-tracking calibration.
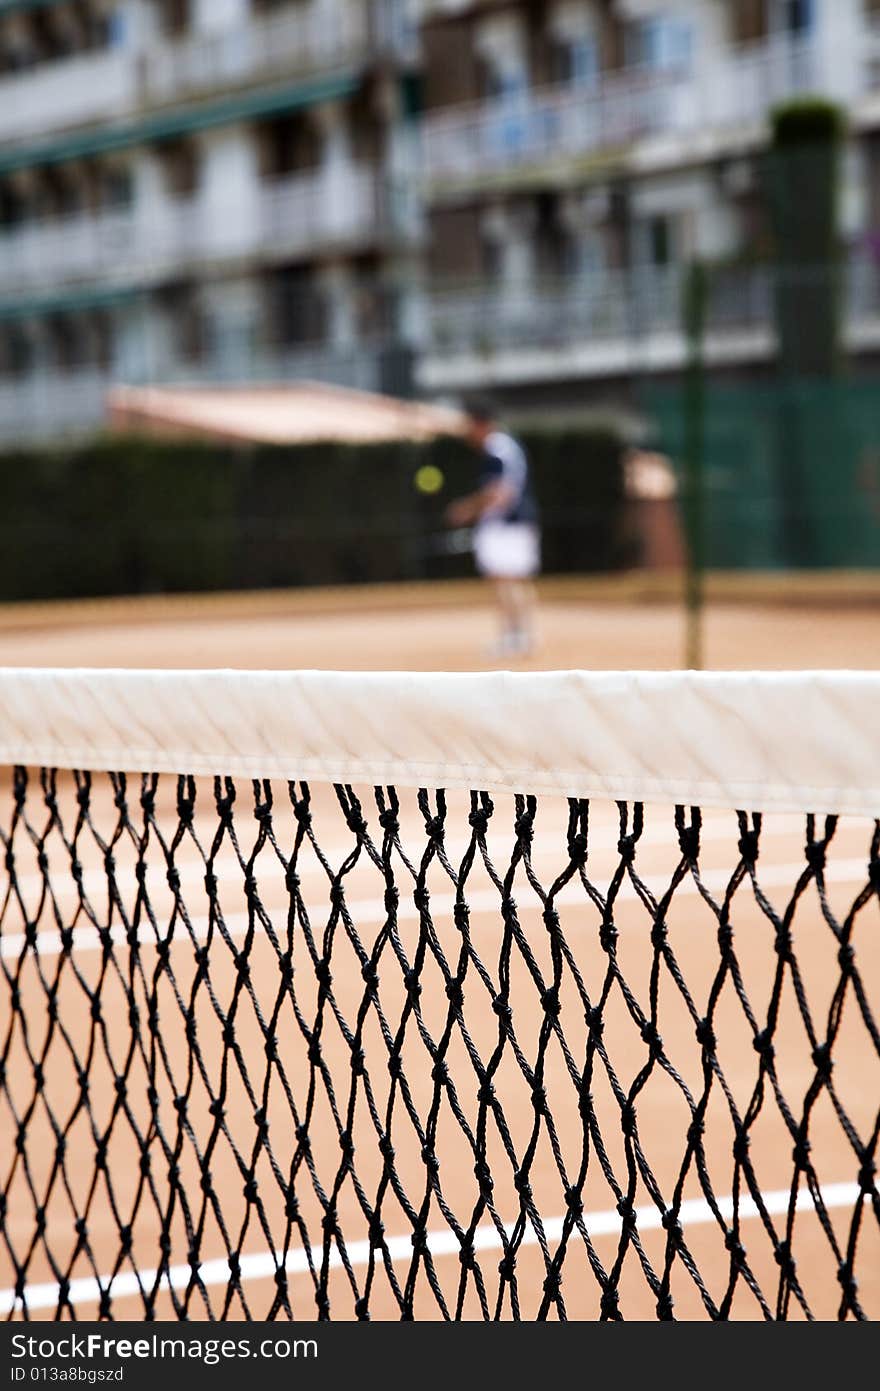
[0,1181,860,1315]
[0,813,808,910]
[0,859,872,961]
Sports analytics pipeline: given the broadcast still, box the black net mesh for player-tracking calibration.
[1,767,878,1321]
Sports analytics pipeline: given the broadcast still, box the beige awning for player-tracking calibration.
[106,382,468,447]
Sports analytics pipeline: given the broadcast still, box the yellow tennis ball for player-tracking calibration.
[414,464,445,496]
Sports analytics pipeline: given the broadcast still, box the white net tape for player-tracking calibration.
[0,668,877,815]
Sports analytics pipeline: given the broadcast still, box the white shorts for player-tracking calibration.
[473,521,541,580]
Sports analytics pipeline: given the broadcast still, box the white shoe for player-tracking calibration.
[488,629,534,661]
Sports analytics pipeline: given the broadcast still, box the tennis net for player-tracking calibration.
[1,668,878,1322]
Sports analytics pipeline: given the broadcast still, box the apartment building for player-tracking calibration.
[3,0,880,445]
[417,0,880,409]
[0,0,422,443]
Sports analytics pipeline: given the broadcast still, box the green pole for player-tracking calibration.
[682,261,707,671]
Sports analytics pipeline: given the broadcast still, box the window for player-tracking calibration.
[535,194,573,278]
[484,67,527,104]
[790,0,814,33]
[481,233,504,283]
[46,315,80,371]
[257,115,318,179]
[106,9,129,49]
[774,0,814,35]
[550,35,599,88]
[157,139,200,198]
[170,290,207,364]
[159,0,191,39]
[574,229,607,278]
[89,311,113,371]
[269,268,326,347]
[0,183,27,230]
[0,328,34,379]
[102,167,133,211]
[649,215,671,266]
[353,276,387,340]
[632,214,676,267]
[570,37,599,86]
[626,16,693,72]
[43,170,85,219]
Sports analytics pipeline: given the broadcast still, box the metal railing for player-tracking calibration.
[0,342,390,445]
[425,265,759,356]
[164,341,387,394]
[143,2,371,104]
[0,209,135,292]
[424,254,880,358]
[0,46,135,143]
[421,33,861,184]
[4,256,880,446]
[259,166,381,256]
[0,167,389,295]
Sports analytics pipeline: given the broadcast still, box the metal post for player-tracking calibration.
[682,261,707,671]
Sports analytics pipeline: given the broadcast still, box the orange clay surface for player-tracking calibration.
[1,575,878,1321]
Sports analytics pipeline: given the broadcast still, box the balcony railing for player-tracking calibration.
[0,366,111,446]
[259,166,382,257]
[143,1,371,105]
[161,342,386,395]
[426,265,763,356]
[421,34,863,185]
[864,16,880,92]
[0,168,388,295]
[424,254,880,361]
[0,209,135,292]
[0,46,135,144]
[0,342,389,445]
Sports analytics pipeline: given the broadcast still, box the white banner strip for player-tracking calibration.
[0,668,878,815]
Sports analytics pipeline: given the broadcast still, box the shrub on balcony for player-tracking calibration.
[768,98,845,378]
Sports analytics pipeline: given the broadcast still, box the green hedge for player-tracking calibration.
[0,427,628,602]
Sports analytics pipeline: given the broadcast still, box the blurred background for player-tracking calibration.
[0,0,879,666]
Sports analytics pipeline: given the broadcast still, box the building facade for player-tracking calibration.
[2,0,880,443]
[417,0,880,410]
[0,0,422,443]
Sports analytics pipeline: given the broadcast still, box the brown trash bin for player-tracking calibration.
[624,449,685,570]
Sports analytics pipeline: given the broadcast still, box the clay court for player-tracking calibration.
[0,574,879,674]
[1,577,879,1321]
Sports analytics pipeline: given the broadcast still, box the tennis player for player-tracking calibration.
[446,397,540,657]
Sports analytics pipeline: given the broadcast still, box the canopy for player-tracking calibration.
[106,381,468,447]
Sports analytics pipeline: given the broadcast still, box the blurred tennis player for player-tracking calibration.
[446,397,540,657]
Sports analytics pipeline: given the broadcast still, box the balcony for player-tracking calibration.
[258,166,383,258]
[426,264,770,353]
[0,167,388,296]
[421,34,866,188]
[143,1,371,106]
[419,253,880,388]
[0,209,136,293]
[0,343,389,446]
[0,48,135,145]
[161,341,387,395]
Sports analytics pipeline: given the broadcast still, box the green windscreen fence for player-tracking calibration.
[646,379,880,570]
